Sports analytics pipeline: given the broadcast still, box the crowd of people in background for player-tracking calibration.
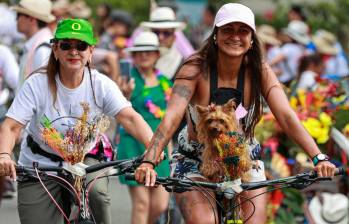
[0,0,348,224]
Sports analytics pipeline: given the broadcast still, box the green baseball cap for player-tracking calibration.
[53,18,97,45]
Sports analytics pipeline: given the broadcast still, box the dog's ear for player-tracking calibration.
[223,99,237,113]
[196,104,208,117]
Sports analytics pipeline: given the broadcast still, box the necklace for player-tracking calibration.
[141,69,171,119]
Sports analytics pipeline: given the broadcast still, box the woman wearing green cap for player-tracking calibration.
[0,18,154,224]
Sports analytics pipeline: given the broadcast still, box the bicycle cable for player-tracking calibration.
[35,168,71,224]
[178,174,221,224]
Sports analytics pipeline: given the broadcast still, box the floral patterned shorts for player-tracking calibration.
[170,126,266,182]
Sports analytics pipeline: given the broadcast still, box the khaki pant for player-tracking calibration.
[18,157,111,224]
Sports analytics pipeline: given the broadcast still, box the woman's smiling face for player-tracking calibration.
[216,22,253,57]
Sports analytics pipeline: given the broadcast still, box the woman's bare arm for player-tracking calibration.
[115,107,153,146]
[0,118,24,180]
[143,65,199,163]
[262,64,335,176]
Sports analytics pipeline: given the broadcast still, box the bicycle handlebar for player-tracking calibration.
[125,167,345,192]
[15,155,144,177]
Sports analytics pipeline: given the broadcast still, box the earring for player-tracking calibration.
[213,34,217,45]
[250,40,253,49]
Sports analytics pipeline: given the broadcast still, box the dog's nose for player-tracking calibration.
[210,127,219,135]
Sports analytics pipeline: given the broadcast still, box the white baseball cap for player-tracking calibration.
[214,3,255,31]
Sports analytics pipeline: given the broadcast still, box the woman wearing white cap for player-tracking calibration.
[119,31,171,224]
[135,3,336,223]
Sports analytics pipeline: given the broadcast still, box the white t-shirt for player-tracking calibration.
[0,45,19,89]
[297,70,317,90]
[278,43,305,83]
[7,68,131,167]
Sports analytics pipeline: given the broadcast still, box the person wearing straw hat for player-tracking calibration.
[119,31,171,224]
[257,24,283,76]
[141,7,190,80]
[0,18,154,224]
[135,3,336,223]
[270,20,310,85]
[11,0,55,90]
[313,29,349,78]
[308,192,349,224]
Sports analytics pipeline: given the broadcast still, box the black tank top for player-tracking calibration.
[209,64,245,106]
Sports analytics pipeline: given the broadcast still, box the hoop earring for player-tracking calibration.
[213,34,217,45]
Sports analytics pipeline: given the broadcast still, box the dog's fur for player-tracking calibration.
[196,99,252,182]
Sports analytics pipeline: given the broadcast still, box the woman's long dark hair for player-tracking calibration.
[182,27,263,140]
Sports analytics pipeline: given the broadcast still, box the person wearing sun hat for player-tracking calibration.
[12,0,55,90]
[135,3,336,224]
[140,7,193,80]
[309,192,349,224]
[257,24,284,76]
[270,20,309,85]
[118,31,172,224]
[0,18,155,224]
[312,29,349,78]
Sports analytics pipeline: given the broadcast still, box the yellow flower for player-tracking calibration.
[319,112,332,127]
[290,97,298,110]
[302,118,322,138]
[317,127,330,144]
[297,89,306,108]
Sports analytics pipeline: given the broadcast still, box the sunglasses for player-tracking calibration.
[152,29,174,38]
[59,41,89,51]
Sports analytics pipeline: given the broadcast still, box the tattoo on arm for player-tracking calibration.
[172,84,192,101]
[147,129,165,161]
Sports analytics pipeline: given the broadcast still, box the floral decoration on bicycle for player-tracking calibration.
[40,102,110,165]
[196,99,252,182]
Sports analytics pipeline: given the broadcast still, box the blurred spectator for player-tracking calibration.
[96,3,112,36]
[98,10,134,58]
[270,21,310,85]
[0,45,18,200]
[190,4,216,48]
[308,192,348,224]
[68,0,91,19]
[141,7,187,80]
[0,45,19,112]
[296,54,324,91]
[312,29,349,78]
[118,31,171,224]
[257,24,283,76]
[12,0,55,90]
[0,3,24,47]
[288,4,306,22]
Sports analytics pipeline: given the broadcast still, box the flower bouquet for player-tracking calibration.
[40,102,110,191]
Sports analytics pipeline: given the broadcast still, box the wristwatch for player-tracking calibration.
[312,153,329,166]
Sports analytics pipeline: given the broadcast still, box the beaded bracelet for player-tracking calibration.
[140,160,156,169]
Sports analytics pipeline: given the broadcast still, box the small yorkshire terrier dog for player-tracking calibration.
[196,99,252,182]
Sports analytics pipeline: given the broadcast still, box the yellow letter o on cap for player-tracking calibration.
[72,23,81,30]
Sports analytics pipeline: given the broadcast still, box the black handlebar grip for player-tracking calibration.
[125,173,136,181]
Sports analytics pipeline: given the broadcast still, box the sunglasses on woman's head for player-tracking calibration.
[59,41,89,51]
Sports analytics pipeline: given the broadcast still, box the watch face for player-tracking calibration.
[317,154,326,160]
